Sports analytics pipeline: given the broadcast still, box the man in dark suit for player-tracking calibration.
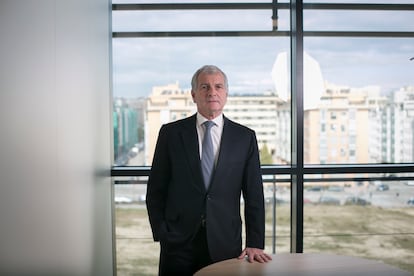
[146,65,272,275]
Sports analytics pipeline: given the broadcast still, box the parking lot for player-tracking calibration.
[114,180,414,208]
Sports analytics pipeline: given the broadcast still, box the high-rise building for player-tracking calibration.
[113,98,140,165]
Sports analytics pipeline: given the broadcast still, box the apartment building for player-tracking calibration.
[144,84,287,165]
[224,92,288,164]
[392,86,414,163]
[145,83,196,165]
[142,81,414,166]
[304,83,383,165]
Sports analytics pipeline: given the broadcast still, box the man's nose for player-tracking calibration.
[207,87,217,96]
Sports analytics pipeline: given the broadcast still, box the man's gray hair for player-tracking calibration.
[191,65,229,91]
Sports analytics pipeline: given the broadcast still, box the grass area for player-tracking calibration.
[115,204,414,275]
[302,205,414,273]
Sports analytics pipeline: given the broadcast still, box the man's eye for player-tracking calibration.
[200,85,208,90]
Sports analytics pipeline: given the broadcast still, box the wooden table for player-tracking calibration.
[195,253,411,276]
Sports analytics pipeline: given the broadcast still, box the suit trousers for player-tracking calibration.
[158,225,213,276]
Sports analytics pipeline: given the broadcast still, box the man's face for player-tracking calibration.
[191,71,228,119]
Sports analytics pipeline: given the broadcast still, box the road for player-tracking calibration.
[115,179,414,208]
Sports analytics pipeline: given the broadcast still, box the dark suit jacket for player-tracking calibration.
[146,114,265,262]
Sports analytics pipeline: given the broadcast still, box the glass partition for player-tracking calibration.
[111,1,414,275]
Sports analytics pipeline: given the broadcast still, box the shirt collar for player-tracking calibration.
[196,112,223,128]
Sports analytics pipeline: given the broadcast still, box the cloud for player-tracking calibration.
[112,4,414,98]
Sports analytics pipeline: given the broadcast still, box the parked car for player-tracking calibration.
[308,186,323,192]
[318,196,340,205]
[115,196,133,204]
[303,198,313,204]
[265,196,287,205]
[137,194,146,203]
[376,184,389,191]
[344,196,371,206]
[328,185,344,192]
[406,181,414,186]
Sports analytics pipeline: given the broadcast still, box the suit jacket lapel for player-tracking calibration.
[211,117,234,187]
[180,115,205,192]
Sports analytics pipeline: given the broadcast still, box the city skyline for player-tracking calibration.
[114,81,414,166]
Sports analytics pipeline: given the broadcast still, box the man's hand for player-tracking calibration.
[238,247,272,263]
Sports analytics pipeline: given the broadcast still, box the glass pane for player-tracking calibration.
[304,10,414,32]
[114,175,290,275]
[113,36,291,166]
[304,37,414,164]
[113,9,290,32]
[304,179,414,273]
[113,178,158,275]
[264,175,291,253]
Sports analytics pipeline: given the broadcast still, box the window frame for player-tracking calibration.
[111,0,414,254]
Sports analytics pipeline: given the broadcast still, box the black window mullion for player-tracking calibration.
[290,0,304,254]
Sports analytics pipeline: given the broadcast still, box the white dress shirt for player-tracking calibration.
[196,113,223,166]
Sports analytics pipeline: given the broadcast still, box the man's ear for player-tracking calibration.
[191,91,196,103]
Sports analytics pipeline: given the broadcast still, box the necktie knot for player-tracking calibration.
[203,120,214,131]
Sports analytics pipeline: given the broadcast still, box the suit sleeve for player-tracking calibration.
[146,125,171,241]
[242,131,265,249]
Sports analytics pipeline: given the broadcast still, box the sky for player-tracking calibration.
[111,1,414,98]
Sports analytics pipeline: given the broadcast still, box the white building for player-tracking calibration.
[392,86,414,162]
[224,92,289,164]
[145,84,288,165]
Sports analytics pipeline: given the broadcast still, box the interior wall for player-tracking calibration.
[0,1,114,275]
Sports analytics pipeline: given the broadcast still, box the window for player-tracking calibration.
[111,1,414,275]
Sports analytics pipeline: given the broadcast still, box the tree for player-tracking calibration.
[260,143,273,164]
